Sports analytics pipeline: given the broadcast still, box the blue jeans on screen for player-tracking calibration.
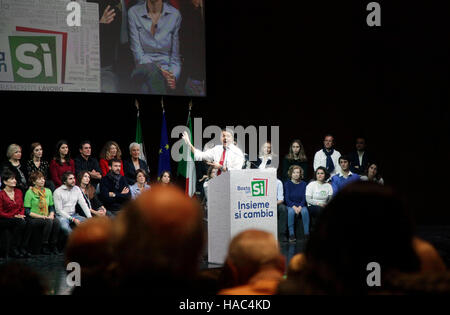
[131,63,168,94]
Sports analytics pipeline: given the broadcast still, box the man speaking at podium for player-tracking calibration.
[182,129,245,174]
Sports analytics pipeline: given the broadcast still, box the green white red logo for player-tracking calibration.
[9,36,57,83]
[8,26,68,84]
[251,178,268,197]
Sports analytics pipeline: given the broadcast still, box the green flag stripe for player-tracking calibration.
[177,112,193,178]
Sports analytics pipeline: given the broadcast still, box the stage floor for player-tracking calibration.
[1,225,449,295]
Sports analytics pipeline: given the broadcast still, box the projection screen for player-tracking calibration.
[0,0,206,96]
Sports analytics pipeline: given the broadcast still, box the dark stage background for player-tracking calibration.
[1,1,449,224]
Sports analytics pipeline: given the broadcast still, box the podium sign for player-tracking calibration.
[207,169,277,264]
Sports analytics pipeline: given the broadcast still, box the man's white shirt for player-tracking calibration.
[313,149,342,177]
[53,185,92,220]
[194,144,245,171]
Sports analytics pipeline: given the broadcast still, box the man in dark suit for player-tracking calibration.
[349,137,371,175]
[99,159,131,215]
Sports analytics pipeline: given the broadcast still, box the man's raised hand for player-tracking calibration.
[182,131,192,146]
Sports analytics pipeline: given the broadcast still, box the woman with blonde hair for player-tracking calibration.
[99,141,124,176]
[1,144,28,194]
[281,139,308,182]
[251,141,275,169]
[284,165,309,242]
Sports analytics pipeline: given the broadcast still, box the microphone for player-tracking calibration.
[224,144,261,169]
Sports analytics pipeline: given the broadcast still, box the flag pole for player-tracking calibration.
[134,99,147,162]
[161,96,165,113]
[135,99,140,116]
[187,99,192,125]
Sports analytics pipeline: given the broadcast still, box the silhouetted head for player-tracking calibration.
[65,217,114,270]
[112,185,205,290]
[224,229,285,286]
[297,181,420,294]
[65,217,115,294]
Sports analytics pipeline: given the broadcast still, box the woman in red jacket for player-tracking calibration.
[0,169,32,258]
[99,141,124,177]
[49,140,75,188]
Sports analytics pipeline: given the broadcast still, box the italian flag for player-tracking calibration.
[177,111,196,197]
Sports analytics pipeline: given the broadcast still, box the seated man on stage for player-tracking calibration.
[53,172,93,237]
[331,156,360,196]
[99,159,131,215]
[182,129,245,175]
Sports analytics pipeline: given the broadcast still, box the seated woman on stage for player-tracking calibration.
[284,165,309,242]
[49,140,75,188]
[1,144,28,195]
[0,169,32,258]
[158,170,172,186]
[305,167,333,231]
[24,171,60,255]
[281,139,309,182]
[124,142,150,185]
[360,162,384,185]
[128,0,182,94]
[99,141,124,177]
[76,171,109,217]
[251,141,274,169]
[129,169,151,199]
[26,142,55,191]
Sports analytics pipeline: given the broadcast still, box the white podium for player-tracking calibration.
[207,168,277,264]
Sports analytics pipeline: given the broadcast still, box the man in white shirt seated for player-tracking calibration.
[313,134,341,178]
[182,128,245,174]
[53,171,93,236]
